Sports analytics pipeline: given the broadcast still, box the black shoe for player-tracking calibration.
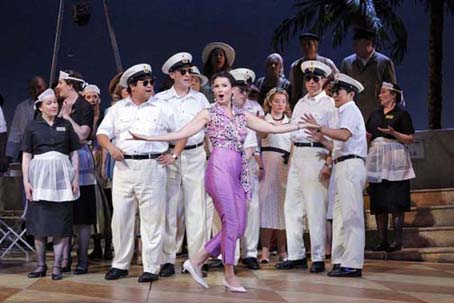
[159,263,175,277]
[51,267,63,280]
[208,259,224,270]
[88,249,103,260]
[310,261,325,273]
[387,242,402,252]
[138,272,159,283]
[201,264,209,278]
[275,259,308,270]
[103,248,113,261]
[242,257,260,270]
[27,264,48,278]
[61,257,72,273]
[74,262,88,275]
[372,242,389,252]
[329,263,341,273]
[328,267,362,277]
[105,268,128,280]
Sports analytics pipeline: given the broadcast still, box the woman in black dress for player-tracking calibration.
[366,82,416,252]
[22,89,80,280]
[57,71,96,273]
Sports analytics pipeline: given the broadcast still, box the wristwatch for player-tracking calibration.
[324,162,333,169]
[171,153,178,160]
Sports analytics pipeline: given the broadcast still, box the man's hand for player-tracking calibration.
[158,153,177,166]
[319,165,331,181]
[108,145,124,161]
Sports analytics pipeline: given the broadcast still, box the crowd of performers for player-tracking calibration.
[0,28,416,293]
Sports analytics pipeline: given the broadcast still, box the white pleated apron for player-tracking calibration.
[366,137,416,183]
[29,151,80,202]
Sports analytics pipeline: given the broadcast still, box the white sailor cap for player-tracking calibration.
[82,84,100,96]
[333,73,364,93]
[202,42,236,66]
[300,60,332,77]
[230,68,256,86]
[119,63,152,87]
[59,71,86,85]
[382,81,405,105]
[34,88,56,110]
[162,52,192,75]
[189,66,208,87]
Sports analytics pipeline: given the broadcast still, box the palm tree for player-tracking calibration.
[272,0,453,129]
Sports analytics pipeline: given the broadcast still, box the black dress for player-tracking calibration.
[70,97,97,225]
[366,105,415,214]
[22,116,81,237]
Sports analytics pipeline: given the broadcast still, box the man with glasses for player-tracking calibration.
[289,33,338,109]
[302,73,367,277]
[155,53,211,277]
[276,61,336,273]
[97,63,184,283]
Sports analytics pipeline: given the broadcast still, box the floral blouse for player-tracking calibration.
[205,103,251,199]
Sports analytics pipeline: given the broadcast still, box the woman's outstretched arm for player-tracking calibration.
[130,109,210,142]
[245,112,314,134]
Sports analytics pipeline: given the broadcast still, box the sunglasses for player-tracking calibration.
[140,79,154,87]
[177,68,192,76]
[304,75,321,83]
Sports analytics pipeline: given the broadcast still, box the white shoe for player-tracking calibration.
[222,278,247,293]
[183,260,209,289]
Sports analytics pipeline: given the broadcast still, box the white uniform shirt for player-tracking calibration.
[245,99,264,117]
[97,97,179,154]
[155,87,210,146]
[332,101,368,160]
[290,90,336,143]
[261,114,291,152]
[0,106,7,133]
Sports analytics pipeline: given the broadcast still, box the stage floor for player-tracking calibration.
[1,258,454,303]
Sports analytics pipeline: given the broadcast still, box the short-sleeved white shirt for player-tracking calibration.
[155,87,210,146]
[97,97,179,154]
[290,90,336,142]
[332,101,368,160]
[0,107,7,133]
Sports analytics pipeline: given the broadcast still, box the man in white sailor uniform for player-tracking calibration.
[155,53,211,277]
[276,60,336,273]
[97,63,185,283]
[230,68,264,270]
[302,73,367,277]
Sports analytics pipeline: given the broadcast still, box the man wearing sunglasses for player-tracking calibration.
[289,33,339,109]
[301,73,367,278]
[97,63,184,283]
[276,60,336,274]
[154,52,211,278]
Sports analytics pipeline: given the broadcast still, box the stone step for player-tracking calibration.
[363,188,454,209]
[365,247,454,263]
[365,205,454,229]
[366,227,454,249]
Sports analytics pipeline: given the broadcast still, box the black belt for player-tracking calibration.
[123,153,162,160]
[333,154,364,164]
[169,141,204,150]
[293,142,325,148]
[261,146,289,155]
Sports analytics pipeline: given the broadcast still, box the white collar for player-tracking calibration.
[338,100,355,113]
[304,90,327,103]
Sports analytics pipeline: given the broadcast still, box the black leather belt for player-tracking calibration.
[293,142,325,148]
[169,141,204,150]
[262,146,289,155]
[333,154,364,164]
[123,153,162,160]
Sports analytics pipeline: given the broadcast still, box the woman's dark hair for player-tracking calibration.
[63,70,85,92]
[203,48,230,79]
[211,71,236,87]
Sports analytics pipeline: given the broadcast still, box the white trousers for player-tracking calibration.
[239,158,260,259]
[284,147,329,262]
[162,146,208,264]
[111,159,166,274]
[331,159,366,269]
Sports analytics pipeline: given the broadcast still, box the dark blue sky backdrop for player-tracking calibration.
[0,0,453,130]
